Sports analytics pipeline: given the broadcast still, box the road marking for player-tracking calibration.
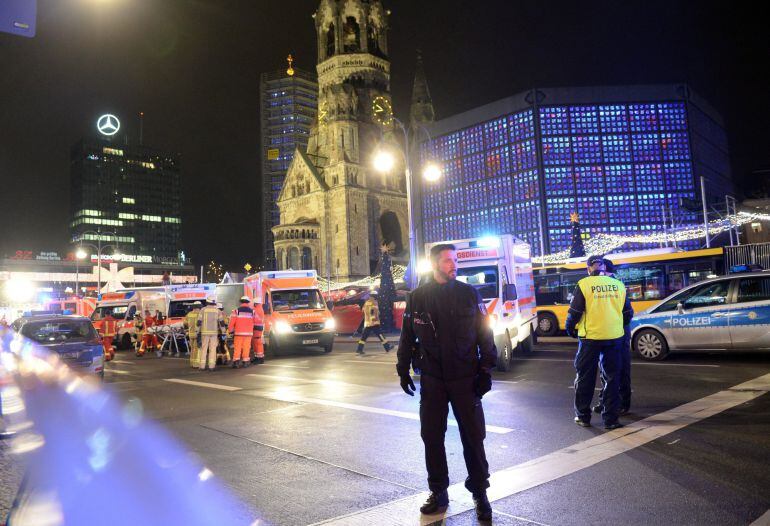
[246,373,362,388]
[313,372,770,525]
[520,358,719,368]
[750,509,770,526]
[492,509,552,526]
[106,369,135,375]
[260,363,310,369]
[266,393,513,435]
[110,360,135,365]
[344,360,396,365]
[164,378,242,391]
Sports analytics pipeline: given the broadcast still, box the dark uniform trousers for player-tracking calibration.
[598,328,631,410]
[419,374,489,495]
[574,337,623,424]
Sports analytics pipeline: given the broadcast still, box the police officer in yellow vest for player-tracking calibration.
[183,302,202,368]
[565,255,633,430]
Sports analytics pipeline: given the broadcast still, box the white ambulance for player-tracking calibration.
[91,288,167,350]
[424,235,537,371]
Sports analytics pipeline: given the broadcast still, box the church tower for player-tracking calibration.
[273,0,408,281]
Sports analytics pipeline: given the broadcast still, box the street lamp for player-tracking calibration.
[372,117,442,289]
[74,229,120,294]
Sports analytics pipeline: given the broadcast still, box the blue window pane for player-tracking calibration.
[635,164,664,192]
[444,158,463,187]
[629,104,658,132]
[544,167,573,194]
[539,107,569,136]
[483,117,509,148]
[440,133,461,160]
[575,165,604,194]
[513,169,540,201]
[512,139,537,172]
[598,105,628,133]
[548,228,571,251]
[444,186,465,214]
[602,135,631,163]
[572,135,601,164]
[637,193,666,223]
[577,196,607,224]
[488,176,513,206]
[607,195,638,223]
[487,204,515,235]
[467,209,489,237]
[514,200,542,231]
[466,180,489,210]
[546,197,576,227]
[485,146,512,178]
[658,103,687,131]
[570,106,599,134]
[663,162,694,191]
[460,125,484,156]
[605,164,634,193]
[462,153,485,183]
[542,136,571,165]
[632,133,661,162]
[509,110,535,142]
[661,132,690,161]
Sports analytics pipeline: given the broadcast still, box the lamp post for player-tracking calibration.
[75,248,87,297]
[75,229,121,294]
[372,117,442,289]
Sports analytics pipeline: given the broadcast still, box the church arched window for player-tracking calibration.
[326,23,335,57]
[343,17,360,53]
[367,23,380,56]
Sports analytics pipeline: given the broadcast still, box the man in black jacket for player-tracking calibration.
[397,243,497,520]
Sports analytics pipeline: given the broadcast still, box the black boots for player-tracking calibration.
[473,491,492,521]
[419,490,449,514]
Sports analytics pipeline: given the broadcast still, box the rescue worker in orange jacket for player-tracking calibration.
[251,301,265,365]
[228,296,258,368]
[356,291,392,355]
[100,313,118,361]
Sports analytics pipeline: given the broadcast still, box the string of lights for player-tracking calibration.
[317,264,407,291]
[534,211,769,265]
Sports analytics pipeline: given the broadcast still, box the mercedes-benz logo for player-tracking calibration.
[305,324,313,330]
[97,114,120,136]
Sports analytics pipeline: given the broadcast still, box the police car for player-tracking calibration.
[629,269,770,360]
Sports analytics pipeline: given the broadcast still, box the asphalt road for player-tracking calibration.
[2,337,770,525]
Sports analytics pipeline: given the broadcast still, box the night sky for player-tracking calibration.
[1,0,767,269]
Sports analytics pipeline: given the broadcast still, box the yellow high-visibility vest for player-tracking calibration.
[576,275,626,340]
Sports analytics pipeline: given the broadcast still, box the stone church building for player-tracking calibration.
[273,0,431,282]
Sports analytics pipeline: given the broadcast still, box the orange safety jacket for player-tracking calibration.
[101,317,118,337]
[228,306,260,337]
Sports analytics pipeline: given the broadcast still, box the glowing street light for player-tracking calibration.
[4,278,35,303]
[422,162,442,182]
[372,150,396,173]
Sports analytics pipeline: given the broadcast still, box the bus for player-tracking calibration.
[533,247,725,336]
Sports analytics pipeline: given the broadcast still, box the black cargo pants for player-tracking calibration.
[419,374,490,495]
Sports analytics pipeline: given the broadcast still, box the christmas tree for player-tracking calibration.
[569,212,586,258]
[378,243,395,332]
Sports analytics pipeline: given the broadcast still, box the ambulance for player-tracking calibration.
[165,284,217,327]
[424,235,537,371]
[91,288,167,349]
[44,296,97,318]
[243,270,336,356]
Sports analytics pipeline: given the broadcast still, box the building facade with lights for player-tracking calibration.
[260,62,318,270]
[419,85,734,256]
[70,131,184,263]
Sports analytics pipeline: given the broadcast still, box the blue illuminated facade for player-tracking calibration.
[420,85,733,255]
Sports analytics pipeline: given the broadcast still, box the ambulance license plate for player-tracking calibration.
[302,339,319,345]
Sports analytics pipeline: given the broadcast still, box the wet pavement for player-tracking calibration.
[2,339,770,525]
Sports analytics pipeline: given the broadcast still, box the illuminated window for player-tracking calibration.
[509,110,534,142]
[598,105,628,133]
[572,135,601,164]
[485,146,512,178]
[122,197,135,204]
[462,153,485,183]
[660,132,690,161]
[513,169,540,201]
[602,135,631,163]
[608,195,638,223]
[164,217,181,224]
[103,147,124,156]
[629,104,658,133]
[635,164,664,192]
[483,117,509,148]
[460,126,484,156]
[539,107,569,136]
[119,213,137,220]
[514,200,542,231]
[466,180,488,209]
[605,165,634,193]
[542,136,571,165]
[512,139,537,172]
[570,106,599,134]
[141,215,162,222]
[577,196,607,224]
[488,176,513,205]
[548,228,571,251]
[632,134,660,162]
[575,165,604,194]
[663,162,693,191]
[544,167,573,194]
[546,197,575,227]
[658,103,687,131]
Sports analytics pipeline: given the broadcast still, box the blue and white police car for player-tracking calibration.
[629,269,770,360]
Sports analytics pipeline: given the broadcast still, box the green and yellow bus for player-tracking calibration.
[533,247,725,336]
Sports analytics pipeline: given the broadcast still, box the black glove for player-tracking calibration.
[400,374,416,396]
[475,372,492,398]
[565,326,578,338]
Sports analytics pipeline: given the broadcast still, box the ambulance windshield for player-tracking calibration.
[456,266,499,299]
[91,305,128,321]
[271,289,325,311]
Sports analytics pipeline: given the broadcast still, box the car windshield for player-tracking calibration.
[456,266,499,299]
[91,305,128,320]
[168,300,202,318]
[21,319,97,343]
[271,289,325,311]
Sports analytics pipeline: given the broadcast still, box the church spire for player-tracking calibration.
[410,49,435,128]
